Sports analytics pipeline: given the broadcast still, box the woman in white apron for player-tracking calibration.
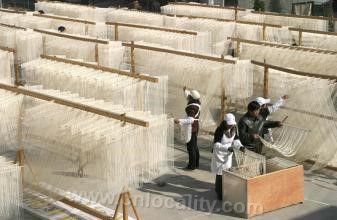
[211,113,244,200]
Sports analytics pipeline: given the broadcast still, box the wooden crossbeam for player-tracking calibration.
[33,13,96,24]
[289,27,337,37]
[228,37,337,55]
[34,29,109,44]
[106,21,198,35]
[168,2,246,11]
[0,22,26,30]
[251,60,337,81]
[41,55,159,83]
[0,8,26,14]
[122,42,236,64]
[252,11,337,21]
[0,46,16,53]
[0,83,149,127]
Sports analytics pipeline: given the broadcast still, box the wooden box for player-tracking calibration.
[222,157,304,218]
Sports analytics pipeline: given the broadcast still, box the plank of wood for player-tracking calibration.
[246,165,304,218]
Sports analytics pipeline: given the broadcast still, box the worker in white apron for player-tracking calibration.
[211,113,244,200]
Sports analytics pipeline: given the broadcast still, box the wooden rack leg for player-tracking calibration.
[130,41,135,74]
[113,192,141,220]
[263,59,269,98]
[113,193,123,220]
[127,192,140,220]
[123,193,129,220]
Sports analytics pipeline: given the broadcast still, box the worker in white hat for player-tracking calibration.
[256,95,289,142]
[211,113,244,200]
[173,87,201,170]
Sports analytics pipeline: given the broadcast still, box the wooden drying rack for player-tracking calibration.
[33,28,108,64]
[106,21,197,41]
[228,37,337,56]
[0,8,26,14]
[122,42,236,121]
[252,10,337,21]
[0,83,149,127]
[169,2,246,10]
[41,54,159,83]
[0,46,22,86]
[0,82,143,220]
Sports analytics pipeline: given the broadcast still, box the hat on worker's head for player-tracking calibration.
[256,97,270,106]
[224,113,236,126]
[190,90,200,100]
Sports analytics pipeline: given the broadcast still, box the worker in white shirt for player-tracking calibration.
[174,87,201,170]
[256,95,289,142]
[211,113,244,200]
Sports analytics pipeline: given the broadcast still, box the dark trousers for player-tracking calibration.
[215,175,222,199]
[186,132,199,169]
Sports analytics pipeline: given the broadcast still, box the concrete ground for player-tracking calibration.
[128,135,337,220]
[21,134,337,220]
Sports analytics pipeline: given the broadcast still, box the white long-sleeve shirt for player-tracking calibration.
[178,117,195,143]
[268,97,285,114]
[211,133,243,175]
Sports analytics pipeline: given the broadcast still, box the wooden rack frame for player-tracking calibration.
[0,46,22,85]
[251,60,337,81]
[106,21,197,41]
[0,8,26,14]
[252,11,337,21]
[0,83,149,127]
[0,22,26,30]
[41,54,159,83]
[122,42,236,64]
[32,13,96,25]
[228,37,337,56]
[34,29,108,63]
[289,27,337,46]
[168,2,246,11]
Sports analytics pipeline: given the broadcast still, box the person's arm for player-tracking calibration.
[214,142,232,152]
[232,139,244,150]
[268,95,288,113]
[264,120,282,129]
[176,117,194,126]
[183,87,191,100]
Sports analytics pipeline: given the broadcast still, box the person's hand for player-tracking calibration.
[174,119,179,124]
[228,147,234,153]
[251,134,259,139]
[277,121,283,127]
[239,146,245,152]
[183,86,186,91]
[282,95,289,100]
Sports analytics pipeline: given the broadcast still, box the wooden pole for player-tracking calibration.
[235,6,238,21]
[113,193,123,220]
[106,22,197,35]
[262,23,266,41]
[123,193,129,220]
[130,41,136,74]
[0,83,149,127]
[235,39,240,57]
[263,59,269,98]
[95,43,99,64]
[127,192,140,220]
[122,42,236,64]
[220,54,226,124]
[115,24,119,41]
[298,27,303,46]
[228,37,337,55]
